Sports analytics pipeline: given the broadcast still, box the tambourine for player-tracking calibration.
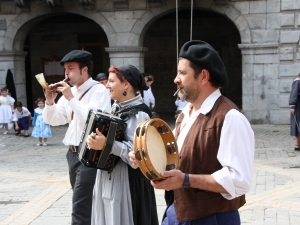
[133,118,178,181]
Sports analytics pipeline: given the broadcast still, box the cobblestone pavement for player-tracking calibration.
[0,123,299,225]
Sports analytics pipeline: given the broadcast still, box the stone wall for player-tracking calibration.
[0,0,300,124]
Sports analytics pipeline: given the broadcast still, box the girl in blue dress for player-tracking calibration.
[31,98,52,146]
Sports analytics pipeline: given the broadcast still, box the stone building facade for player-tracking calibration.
[0,0,298,124]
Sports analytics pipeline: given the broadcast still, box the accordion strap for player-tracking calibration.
[71,84,99,120]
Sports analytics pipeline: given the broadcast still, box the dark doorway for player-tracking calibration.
[24,13,109,113]
[144,9,242,114]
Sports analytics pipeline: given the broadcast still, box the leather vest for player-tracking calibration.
[173,96,246,222]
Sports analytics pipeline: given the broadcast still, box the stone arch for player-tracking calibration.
[135,2,251,47]
[5,7,114,52]
[134,2,249,113]
[3,6,113,110]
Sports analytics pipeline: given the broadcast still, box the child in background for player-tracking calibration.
[0,87,15,134]
[175,95,189,118]
[12,101,32,137]
[31,98,52,146]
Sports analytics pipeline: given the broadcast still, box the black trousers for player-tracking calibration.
[66,149,97,225]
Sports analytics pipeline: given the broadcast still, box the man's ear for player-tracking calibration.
[83,66,88,73]
[201,69,210,84]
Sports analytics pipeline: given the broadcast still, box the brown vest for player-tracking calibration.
[173,96,246,222]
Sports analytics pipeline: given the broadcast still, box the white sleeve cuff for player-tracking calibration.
[212,167,236,200]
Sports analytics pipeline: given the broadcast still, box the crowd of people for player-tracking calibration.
[0,40,258,225]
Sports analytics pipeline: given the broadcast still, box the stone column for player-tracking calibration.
[105,47,148,72]
[238,43,279,124]
[0,51,28,105]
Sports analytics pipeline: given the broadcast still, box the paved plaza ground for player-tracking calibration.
[0,121,300,225]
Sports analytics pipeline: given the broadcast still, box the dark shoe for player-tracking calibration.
[15,132,20,136]
[24,134,30,137]
[295,145,300,151]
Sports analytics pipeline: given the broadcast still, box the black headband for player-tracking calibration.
[118,64,149,91]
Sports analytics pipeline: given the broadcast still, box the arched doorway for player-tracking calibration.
[23,13,109,112]
[143,9,242,114]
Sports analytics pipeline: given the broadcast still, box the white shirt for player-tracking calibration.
[143,86,155,109]
[176,89,255,200]
[43,78,111,146]
[12,107,31,121]
[175,99,189,111]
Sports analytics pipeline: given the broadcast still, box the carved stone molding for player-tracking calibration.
[0,51,28,61]
[238,43,279,55]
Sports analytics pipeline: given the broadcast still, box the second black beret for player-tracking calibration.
[179,40,228,87]
[95,73,108,81]
[60,50,92,65]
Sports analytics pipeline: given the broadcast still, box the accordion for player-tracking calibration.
[77,110,127,172]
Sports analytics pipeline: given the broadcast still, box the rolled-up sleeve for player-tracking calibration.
[212,109,255,200]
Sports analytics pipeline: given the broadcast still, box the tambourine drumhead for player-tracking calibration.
[146,125,167,174]
[133,118,178,181]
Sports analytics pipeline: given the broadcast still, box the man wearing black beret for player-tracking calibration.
[43,50,111,225]
[95,73,108,86]
[150,40,255,224]
[95,72,111,104]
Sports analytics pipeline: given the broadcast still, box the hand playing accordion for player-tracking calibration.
[86,129,106,150]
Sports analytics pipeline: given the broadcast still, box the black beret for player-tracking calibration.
[147,77,153,82]
[179,40,228,87]
[141,73,148,77]
[95,73,108,81]
[60,50,92,65]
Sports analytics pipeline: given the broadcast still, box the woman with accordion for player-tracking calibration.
[86,64,159,225]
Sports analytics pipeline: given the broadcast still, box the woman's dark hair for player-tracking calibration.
[15,101,23,108]
[189,61,221,88]
[108,66,140,94]
[79,61,93,77]
[36,98,45,104]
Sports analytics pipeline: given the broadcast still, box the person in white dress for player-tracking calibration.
[0,87,15,134]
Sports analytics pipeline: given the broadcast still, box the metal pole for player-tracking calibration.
[190,0,193,40]
[176,0,178,68]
